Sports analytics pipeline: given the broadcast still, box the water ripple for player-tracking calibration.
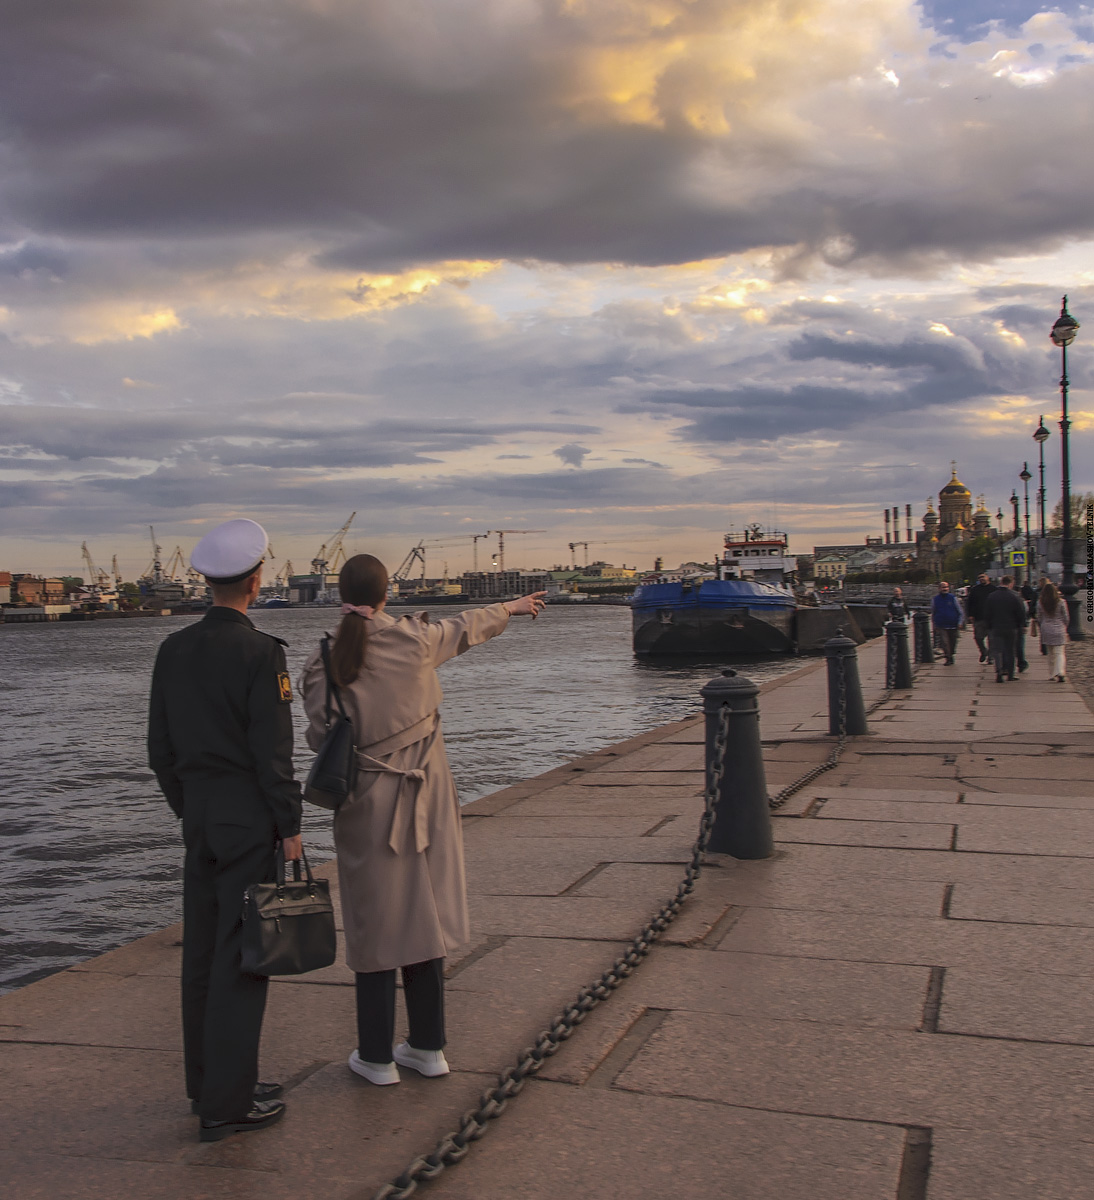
[0,606,797,993]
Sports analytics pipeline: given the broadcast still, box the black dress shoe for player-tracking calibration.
[191,1081,283,1115]
[199,1098,285,1142]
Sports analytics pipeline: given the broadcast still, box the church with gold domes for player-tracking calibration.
[915,465,993,568]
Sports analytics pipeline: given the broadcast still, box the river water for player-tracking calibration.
[0,604,798,994]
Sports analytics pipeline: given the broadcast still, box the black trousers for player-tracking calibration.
[990,630,1018,679]
[973,619,990,659]
[935,627,958,662]
[182,798,275,1121]
[355,958,445,1063]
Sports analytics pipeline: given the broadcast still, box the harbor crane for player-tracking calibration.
[488,529,546,572]
[143,526,165,583]
[111,555,122,588]
[394,533,492,583]
[567,541,606,569]
[392,542,427,584]
[311,512,356,575]
[80,542,111,587]
[164,545,189,580]
[425,532,491,571]
[275,560,295,588]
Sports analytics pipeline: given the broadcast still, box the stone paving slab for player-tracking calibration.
[5,634,1094,1199]
[718,907,1094,976]
[954,808,1094,856]
[614,1009,1094,1144]
[960,788,1094,809]
[431,1083,906,1200]
[928,1128,1094,1200]
[622,945,928,1030]
[760,840,1094,889]
[939,968,1094,1045]
[774,817,956,850]
[948,881,1094,927]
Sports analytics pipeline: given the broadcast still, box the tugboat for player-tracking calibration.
[632,527,799,656]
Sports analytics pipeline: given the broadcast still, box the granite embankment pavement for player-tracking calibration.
[3,636,1093,1199]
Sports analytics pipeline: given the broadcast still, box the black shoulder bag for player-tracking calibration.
[303,636,358,811]
[240,845,336,977]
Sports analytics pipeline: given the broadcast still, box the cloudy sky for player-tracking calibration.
[2,0,1093,579]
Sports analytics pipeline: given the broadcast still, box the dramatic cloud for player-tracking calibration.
[3,1,1094,279]
[2,2,1093,575]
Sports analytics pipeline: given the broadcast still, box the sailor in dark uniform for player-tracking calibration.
[147,518,303,1142]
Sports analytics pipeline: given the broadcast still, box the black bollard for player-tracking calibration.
[700,671,774,859]
[885,618,914,689]
[912,609,934,664]
[824,631,868,736]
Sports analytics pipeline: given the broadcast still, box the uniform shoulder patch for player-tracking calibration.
[277,672,293,703]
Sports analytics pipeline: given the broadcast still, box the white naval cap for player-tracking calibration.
[191,518,269,584]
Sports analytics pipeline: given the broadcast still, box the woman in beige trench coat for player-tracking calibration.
[300,554,545,1085]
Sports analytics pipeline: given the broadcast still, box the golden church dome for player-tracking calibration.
[940,465,971,497]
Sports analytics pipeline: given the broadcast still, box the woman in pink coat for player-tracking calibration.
[300,554,544,1085]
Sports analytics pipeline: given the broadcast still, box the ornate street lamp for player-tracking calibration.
[1019,463,1032,583]
[1050,296,1084,639]
[1033,416,1050,538]
[996,507,1005,573]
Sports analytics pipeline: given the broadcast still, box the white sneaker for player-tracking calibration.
[348,1050,400,1085]
[393,1042,450,1077]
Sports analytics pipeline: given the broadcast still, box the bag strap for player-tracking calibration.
[276,843,318,892]
[319,635,351,725]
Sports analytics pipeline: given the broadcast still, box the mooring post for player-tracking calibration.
[824,630,868,736]
[885,618,914,689]
[912,609,934,664]
[699,671,774,859]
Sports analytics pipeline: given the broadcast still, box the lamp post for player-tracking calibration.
[1033,416,1050,538]
[1050,296,1084,639]
[996,507,1005,574]
[1020,463,1032,585]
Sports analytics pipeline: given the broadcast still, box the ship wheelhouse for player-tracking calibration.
[719,525,794,587]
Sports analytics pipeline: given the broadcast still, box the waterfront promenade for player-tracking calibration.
[3,637,1093,1198]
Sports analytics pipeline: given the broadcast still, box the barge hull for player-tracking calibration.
[633,606,794,656]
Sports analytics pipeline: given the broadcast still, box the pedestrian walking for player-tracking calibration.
[930,580,964,665]
[148,519,302,1142]
[1036,581,1070,681]
[886,587,911,621]
[984,575,1028,683]
[300,554,546,1087]
[964,572,996,663]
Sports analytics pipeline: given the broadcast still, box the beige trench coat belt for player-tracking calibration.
[354,714,437,854]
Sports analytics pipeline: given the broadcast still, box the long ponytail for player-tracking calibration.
[330,554,388,687]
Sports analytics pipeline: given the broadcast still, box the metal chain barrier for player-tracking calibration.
[374,657,892,1200]
[768,651,894,811]
[372,703,734,1200]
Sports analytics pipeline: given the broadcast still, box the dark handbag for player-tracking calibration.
[304,636,357,810]
[240,846,336,976]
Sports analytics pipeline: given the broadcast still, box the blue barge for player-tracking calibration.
[632,577,797,656]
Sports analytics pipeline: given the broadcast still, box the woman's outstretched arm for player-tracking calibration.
[427,592,547,666]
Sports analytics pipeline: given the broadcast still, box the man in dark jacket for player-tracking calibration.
[984,575,1028,682]
[148,519,303,1142]
[931,581,964,665]
[964,573,996,663]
